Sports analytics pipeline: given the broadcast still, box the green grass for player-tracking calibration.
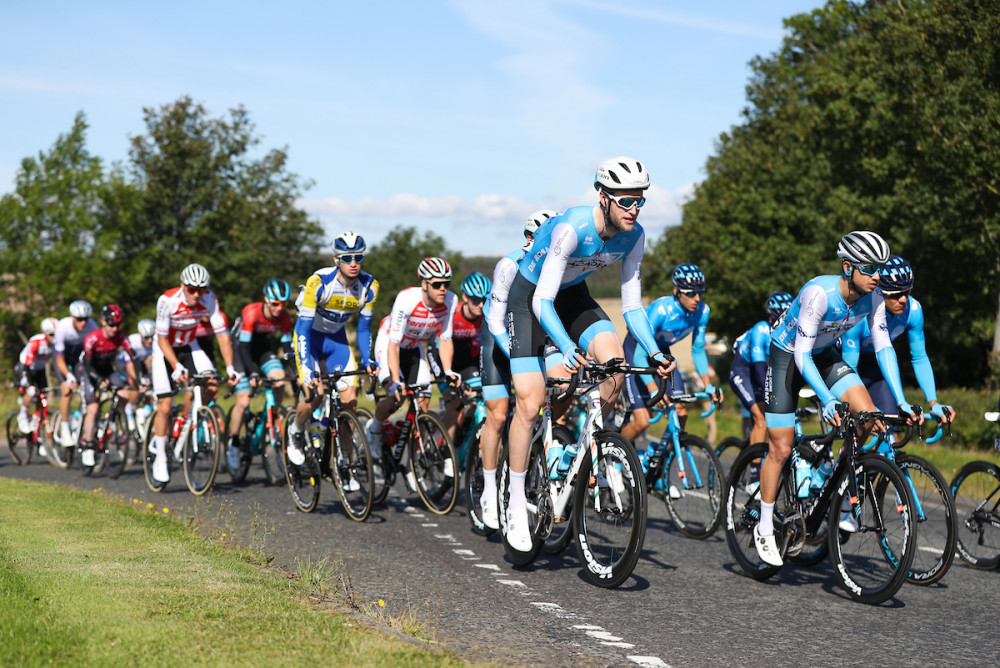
[0,477,462,667]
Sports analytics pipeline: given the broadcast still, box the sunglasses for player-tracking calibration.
[184,284,207,294]
[105,322,121,329]
[338,254,365,264]
[854,262,885,276]
[466,296,485,305]
[428,280,450,290]
[73,316,87,323]
[883,289,911,298]
[678,289,704,296]
[606,193,646,210]
[268,300,286,308]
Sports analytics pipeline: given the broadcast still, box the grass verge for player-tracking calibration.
[0,477,463,667]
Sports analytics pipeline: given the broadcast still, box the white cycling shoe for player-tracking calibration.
[81,448,95,468]
[17,414,32,434]
[505,506,533,552]
[286,428,306,466]
[152,455,170,483]
[480,491,499,530]
[839,510,859,533]
[754,524,784,567]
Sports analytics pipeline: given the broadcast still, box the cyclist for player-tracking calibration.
[15,317,59,437]
[755,231,920,567]
[54,300,98,447]
[114,318,156,433]
[620,263,723,446]
[505,157,674,550]
[226,279,294,471]
[366,257,461,460]
[477,210,557,529]
[727,292,793,448]
[149,263,238,483]
[840,255,955,426]
[436,272,491,442]
[78,304,139,467]
[286,233,379,469]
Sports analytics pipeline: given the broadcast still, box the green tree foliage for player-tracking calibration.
[649,0,1000,386]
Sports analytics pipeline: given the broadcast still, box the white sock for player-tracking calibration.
[482,468,497,495]
[509,470,527,513]
[153,434,167,457]
[61,422,71,439]
[759,501,775,536]
[125,402,136,416]
[288,420,302,435]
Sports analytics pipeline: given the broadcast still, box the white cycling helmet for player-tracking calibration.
[68,300,92,319]
[332,231,366,256]
[837,231,890,265]
[524,209,558,237]
[180,263,211,288]
[417,257,452,281]
[137,318,156,338]
[594,157,650,192]
[41,317,59,335]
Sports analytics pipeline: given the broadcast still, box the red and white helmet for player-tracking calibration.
[41,317,58,335]
[417,257,452,281]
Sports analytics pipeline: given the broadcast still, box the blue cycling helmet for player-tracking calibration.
[764,291,793,320]
[263,279,291,302]
[460,272,492,299]
[879,255,913,294]
[332,231,366,255]
[671,264,705,292]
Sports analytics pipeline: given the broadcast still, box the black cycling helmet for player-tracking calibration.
[671,264,706,292]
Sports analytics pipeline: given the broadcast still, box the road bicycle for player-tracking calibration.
[282,369,373,520]
[498,358,663,588]
[227,377,289,485]
[725,403,919,605]
[46,389,84,470]
[81,387,136,479]
[368,382,458,515]
[142,373,222,495]
[6,385,59,466]
[642,392,725,539]
[950,409,1000,570]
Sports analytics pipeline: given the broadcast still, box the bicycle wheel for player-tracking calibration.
[226,406,253,483]
[142,421,168,493]
[715,436,747,478]
[104,409,130,479]
[572,431,647,588]
[333,411,374,522]
[828,452,917,604]
[260,406,288,485]
[661,434,725,539]
[896,453,956,585]
[950,460,1000,570]
[283,416,321,512]
[83,400,113,477]
[464,438,496,537]
[543,425,577,555]
[6,410,32,466]
[498,436,546,566]
[724,443,784,580]
[183,406,221,495]
[48,405,77,470]
[408,412,458,515]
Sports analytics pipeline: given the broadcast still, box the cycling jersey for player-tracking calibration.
[625,294,711,388]
[155,287,228,347]
[81,328,135,379]
[729,320,771,409]
[515,205,658,359]
[766,274,905,425]
[387,287,457,348]
[53,316,97,356]
[116,333,153,366]
[450,302,483,374]
[840,296,937,404]
[372,315,432,394]
[485,248,526,357]
[19,334,54,370]
[235,301,292,365]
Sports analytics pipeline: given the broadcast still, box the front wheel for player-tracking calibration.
[572,431,647,588]
[283,416,321,513]
[828,453,917,604]
[183,407,221,495]
[897,453,956,585]
[142,421,168,493]
[661,434,725,539]
[464,435,495,537]
[226,406,253,483]
[47,408,76,470]
[260,406,288,485]
[104,409,130,480]
[409,412,458,515]
[332,411,374,522]
[950,460,1000,570]
[6,410,31,466]
[714,436,747,478]
[724,443,783,580]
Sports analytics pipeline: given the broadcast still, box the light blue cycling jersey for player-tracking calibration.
[840,296,936,402]
[517,205,658,358]
[734,320,771,366]
[629,295,710,387]
[770,274,905,409]
[484,248,525,359]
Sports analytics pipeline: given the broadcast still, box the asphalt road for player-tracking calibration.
[2,445,998,668]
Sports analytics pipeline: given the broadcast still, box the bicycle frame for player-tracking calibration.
[646,393,714,492]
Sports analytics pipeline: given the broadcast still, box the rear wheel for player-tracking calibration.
[950,460,1000,570]
[464,437,495,536]
[49,398,81,470]
[183,407,220,495]
[724,443,784,580]
[260,406,288,485]
[715,436,747,478]
[104,409,130,480]
[333,411,374,522]
[226,406,253,483]
[661,434,725,539]
[142,421,168,493]
[283,416,321,512]
[409,412,458,515]
[6,410,31,466]
[897,453,956,585]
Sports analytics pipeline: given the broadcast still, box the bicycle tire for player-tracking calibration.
[896,453,956,585]
[283,416,321,512]
[828,452,917,604]
[464,436,496,537]
[661,434,725,539]
[105,409,130,480]
[48,406,77,470]
[950,460,1000,570]
[409,412,458,515]
[183,406,221,495]
[498,436,546,566]
[6,410,32,466]
[333,410,374,522]
[724,443,784,580]
[226,405,253,484]
[260,406,288,485]
[142,420,169,493]
[714,436,746,478]
[84,399,113,476]
[542,425,577,555]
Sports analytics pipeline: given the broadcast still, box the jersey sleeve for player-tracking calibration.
[532,222,579,354]
[869,291,907,408]
[438,293,458,341]
[293,274,324,381]
[792,283,838,407]
[620,231,659,359]
[689,304,711,378]
[906,301,937,403]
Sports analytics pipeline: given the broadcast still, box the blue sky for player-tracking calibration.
[1,1,819,256]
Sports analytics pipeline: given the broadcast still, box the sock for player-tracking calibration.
[153,434,167,457]
[759,501,775,536]
[482,468,497,495]
[125,402,136,416]
[509,470,527,513]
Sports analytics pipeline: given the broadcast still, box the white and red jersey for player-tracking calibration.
[155,287,228,348]
[19,334,54,370]
[53,316,98,355]
[387,287,457,349]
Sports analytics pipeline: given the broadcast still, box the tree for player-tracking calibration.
[650,0,1000,386]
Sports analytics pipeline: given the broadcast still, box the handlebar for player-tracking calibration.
[303,369,369,403]
[552,356,672,405]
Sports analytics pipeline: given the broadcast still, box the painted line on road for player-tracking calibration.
[629,656,671,667]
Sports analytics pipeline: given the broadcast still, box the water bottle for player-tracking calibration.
[558,443,579,475]
[546,442,565,479]
[171,414,185,439]
[250,414,263,454]
[71,409,83,437]
[793,450,813,498]
[811,459,833,492]
[382,421,400,447]
[308,418,323,450]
